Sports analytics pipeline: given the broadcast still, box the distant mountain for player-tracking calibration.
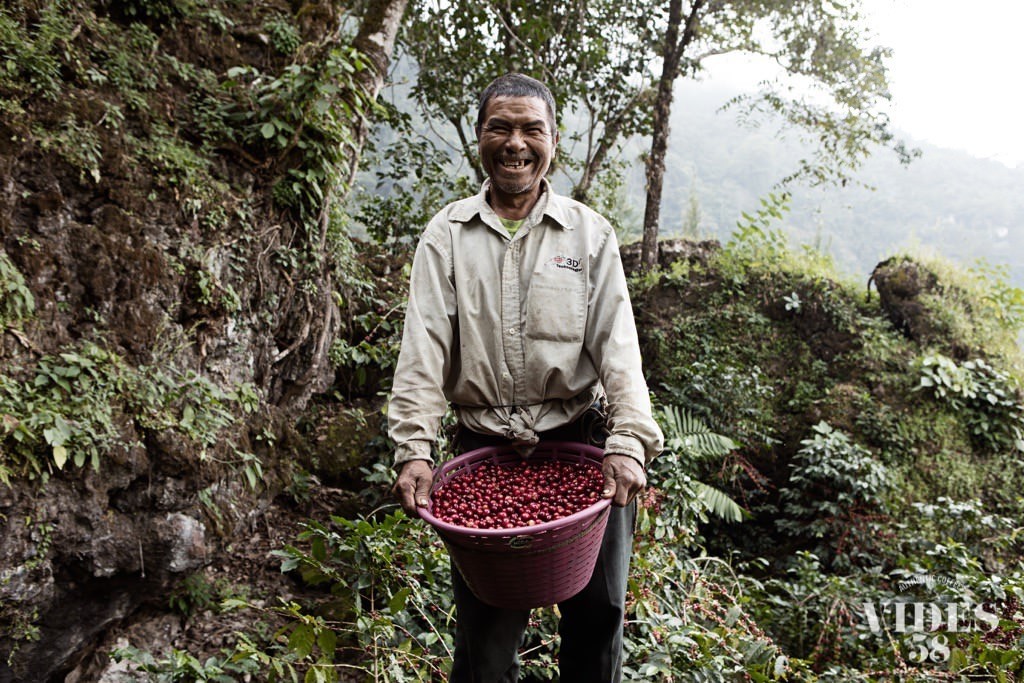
[607,82,1024,287]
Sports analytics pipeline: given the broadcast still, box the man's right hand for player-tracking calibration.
[392,460,434,517]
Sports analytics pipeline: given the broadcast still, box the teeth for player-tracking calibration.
[502,160,527,169]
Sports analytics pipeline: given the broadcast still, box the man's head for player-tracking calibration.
[475,73,559,209]
[475,73,557,136]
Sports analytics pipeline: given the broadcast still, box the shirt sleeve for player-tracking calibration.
[584,225,664,467]
[388,222,457,467]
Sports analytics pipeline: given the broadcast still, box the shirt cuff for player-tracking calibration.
[603,434,647,469]
[394,440,434,468]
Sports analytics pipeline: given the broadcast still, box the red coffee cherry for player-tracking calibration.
[432,460,604,529]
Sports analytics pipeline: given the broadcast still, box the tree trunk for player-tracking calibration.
[573,112,627,203]
[641,0,702,271]
[272,0,409,406]
[351,0,411,159]
[451,115,486,185]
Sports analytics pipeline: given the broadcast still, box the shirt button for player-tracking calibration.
[508,328,517,335]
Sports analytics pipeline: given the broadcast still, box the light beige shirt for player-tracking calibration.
[389,180,663,468]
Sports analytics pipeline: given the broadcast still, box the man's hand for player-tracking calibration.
[392,460,434,517]
[601,454,646,507]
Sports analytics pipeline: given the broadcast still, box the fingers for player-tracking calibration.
[392,460,433,517]
[601,469,617,501]
[601,454,647,507]
[391,476,416,515]
[415,476,431,509]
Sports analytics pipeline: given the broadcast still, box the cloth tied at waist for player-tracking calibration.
[504,408,539,457]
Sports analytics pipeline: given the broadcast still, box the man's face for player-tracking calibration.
[477,96,558,202]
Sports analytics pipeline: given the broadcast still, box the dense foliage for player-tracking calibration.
[113,223,1024,680]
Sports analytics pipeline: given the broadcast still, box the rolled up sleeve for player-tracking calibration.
[584,227,664,467]
[388,224,457,467]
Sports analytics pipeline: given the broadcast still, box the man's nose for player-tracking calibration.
[505,128,527,150]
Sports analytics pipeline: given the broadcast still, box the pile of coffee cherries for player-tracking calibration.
[431,458,605,529]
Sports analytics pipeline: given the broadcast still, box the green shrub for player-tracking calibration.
[273,510,456,680]
[777,422,891,569]
[0,2,72,102]
[0,340,259,484]
[168,571,249,618]
[917,353,1024,454]
[263,14,301,56]
[754,551,878,668]
[641,405,745,546]
[625,552,790,681]
[353,109,475,252]
[111,645,262,682]
[899,250,1024,364]
[217,45,372,222]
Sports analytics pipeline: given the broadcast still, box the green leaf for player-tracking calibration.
[221,597,250,611]
[311,537,326,562]
[315,628,337,660]
[52,445,68,469]
[388,586,411,614]
[288,623,315,659]
[661,405,736,457]
[180,404,196,429]
[243,465,257,490]
[261,122,276,139]
[43,416,71,447]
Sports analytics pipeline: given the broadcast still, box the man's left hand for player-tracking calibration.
[601,454,646,507]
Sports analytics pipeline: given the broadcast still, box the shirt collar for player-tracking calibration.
[450,178,574,231]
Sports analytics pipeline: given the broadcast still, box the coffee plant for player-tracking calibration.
[776,422,891,570]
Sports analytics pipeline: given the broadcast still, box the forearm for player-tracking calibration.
[387,225,457,466]
[586,231,664,466]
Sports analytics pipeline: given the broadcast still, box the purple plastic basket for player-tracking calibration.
[419,441,611,610]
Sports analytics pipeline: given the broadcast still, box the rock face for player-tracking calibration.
[870,256,943,344]
[0,8,289,680]
[0,147,257,680]
[0,0,410,675]
[0,453,239,681]
[620,237,721,273]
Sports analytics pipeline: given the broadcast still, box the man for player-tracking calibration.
[389,72,663,682]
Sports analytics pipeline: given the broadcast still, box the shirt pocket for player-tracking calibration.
[525,275,586,343]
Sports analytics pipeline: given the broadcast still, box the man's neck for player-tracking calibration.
[488,183,545,221]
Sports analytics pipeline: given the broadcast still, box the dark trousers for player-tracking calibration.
[448,416,635,683]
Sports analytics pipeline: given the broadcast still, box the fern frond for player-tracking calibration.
[693,481,745,523]
[660,405,737,458]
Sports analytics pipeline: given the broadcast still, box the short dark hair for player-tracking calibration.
[475,73,557,135]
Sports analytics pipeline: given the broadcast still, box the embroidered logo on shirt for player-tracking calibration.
[546,254,583,272]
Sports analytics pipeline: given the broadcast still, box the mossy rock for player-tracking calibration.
[871,256,944,344]
[303,404,383,484]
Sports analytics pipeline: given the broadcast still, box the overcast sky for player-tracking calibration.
[698,0,1024,168]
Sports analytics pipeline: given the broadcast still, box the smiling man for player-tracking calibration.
[477,94,555,211]
[389,73,664,682]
